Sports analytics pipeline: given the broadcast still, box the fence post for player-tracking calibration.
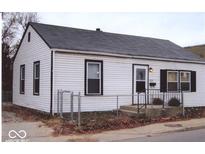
[70,92,74,121]
[145,91,147,109]
[60,90,63,118]
[137,92,140,113]
[147,89,150,105]
[116,95,119,118]
[78,92,81,128]
[181,91,185,116]
[162,92,165,108]
[132,93,134,105]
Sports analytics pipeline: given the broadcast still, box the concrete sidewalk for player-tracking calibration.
[64,118,205,142]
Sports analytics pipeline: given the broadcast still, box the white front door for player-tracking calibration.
[133,65,148,104]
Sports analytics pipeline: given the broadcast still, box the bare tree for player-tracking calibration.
[2,13,18,56]
[18,13,38,30]
[2,12,39,99]
[2,12,39,57]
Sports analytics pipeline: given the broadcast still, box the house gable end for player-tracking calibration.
[13,24,51,62]
[12,24,51,113]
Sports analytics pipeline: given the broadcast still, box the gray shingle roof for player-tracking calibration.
[29,22,204,62]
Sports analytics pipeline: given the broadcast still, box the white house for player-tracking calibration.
[13,22,205,115]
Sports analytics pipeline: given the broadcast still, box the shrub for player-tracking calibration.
[168,97,180,107]
[152,98,164,105]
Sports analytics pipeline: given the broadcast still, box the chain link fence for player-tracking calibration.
[57,90,81,126]
[56,89,184,127]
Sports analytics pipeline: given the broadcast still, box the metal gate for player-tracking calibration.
[57,90,81,126]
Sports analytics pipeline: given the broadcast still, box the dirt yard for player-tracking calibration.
[2,103,205,141]
[2,105,54,141]
[2,103,197,137]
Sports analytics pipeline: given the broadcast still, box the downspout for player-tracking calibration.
[53,50,55,115]
[50,50,54,115]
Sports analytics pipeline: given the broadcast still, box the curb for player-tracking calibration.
[161,125,205,134]
[108,125,205,142]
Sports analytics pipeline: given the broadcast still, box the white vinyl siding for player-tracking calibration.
[13,26,51,112]
[52,52,205,113]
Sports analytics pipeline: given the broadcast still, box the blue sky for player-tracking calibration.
[39,13,205,47]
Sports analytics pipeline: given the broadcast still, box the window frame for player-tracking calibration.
[85,60,103,96]
[180,71,191,92]
[33,61,40,95]
[20,64,25,94]
[167,71,179,92]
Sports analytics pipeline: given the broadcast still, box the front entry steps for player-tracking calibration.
[120,105,183,118]
[119,109,146,117]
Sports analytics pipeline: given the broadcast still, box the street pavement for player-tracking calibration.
[118,128,205,142]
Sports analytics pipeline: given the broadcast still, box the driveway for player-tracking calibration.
[118,128,205,142]
[2,111,54,142]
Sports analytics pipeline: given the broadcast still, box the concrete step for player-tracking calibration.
[120,105,183,118]
[119,109,145,117]
[120,105,146,112]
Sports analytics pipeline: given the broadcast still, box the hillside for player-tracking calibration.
[185,45,205,59]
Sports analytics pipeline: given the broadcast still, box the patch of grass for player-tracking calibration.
[185,45,205,58]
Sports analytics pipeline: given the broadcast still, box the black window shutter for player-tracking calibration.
[160,70,167,92]
[191,71,196,92]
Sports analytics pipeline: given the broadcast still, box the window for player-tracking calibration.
[161,70,196,92]
[28,32,31,42]
[136,68,146,92]
[167,71,178,91]
[33,61,40,95]
[20,65,25,94]
[85,60,103,95]
[180,71,191,91]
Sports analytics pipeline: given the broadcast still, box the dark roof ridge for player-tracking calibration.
[29,22,169,42]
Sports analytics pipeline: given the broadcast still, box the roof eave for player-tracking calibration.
[52,48,205,65]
